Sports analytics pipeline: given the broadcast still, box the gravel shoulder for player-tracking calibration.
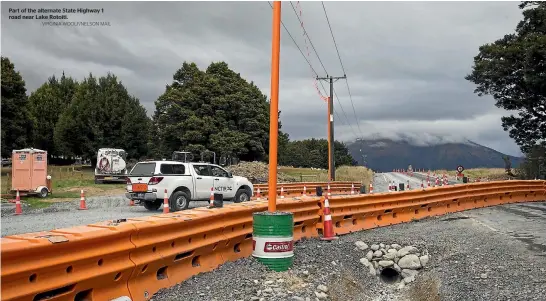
[0,195,235,236]
[153,201,546,301]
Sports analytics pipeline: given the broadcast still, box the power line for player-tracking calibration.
[267,1,321,80]
[321,1,346,76]
[289,1,329,75]
[333,88,358,138]
[321,1,364,140]
[266,2,353,133]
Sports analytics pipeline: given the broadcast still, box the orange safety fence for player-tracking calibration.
[1,180,544,301]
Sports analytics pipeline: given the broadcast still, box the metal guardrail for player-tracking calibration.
[1,180,544,301]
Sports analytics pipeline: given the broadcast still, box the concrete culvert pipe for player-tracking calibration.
[379,267,401,284]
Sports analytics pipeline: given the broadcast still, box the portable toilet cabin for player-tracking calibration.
[11,148,50,198]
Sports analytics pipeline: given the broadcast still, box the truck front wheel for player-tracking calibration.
[143,200,162,211]
[169,191,190,211]
[234,188,251,203]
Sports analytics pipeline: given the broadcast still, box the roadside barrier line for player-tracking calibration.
[1,180,544,301]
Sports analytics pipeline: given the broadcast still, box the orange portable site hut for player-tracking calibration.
[11,148,50,198]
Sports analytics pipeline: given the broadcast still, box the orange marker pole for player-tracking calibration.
[268,1,281,212]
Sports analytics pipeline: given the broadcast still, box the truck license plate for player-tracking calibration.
[137,193,145,198]
[132,183,148,192]
[104,177,113,180]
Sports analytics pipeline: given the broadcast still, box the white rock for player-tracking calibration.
[401,269,419,279]
[397,246,419,258]
[397,282,405,290]
[379,243,385,249]
[371,244,380,251]
[480,273,488,279]
[314,291,328,300]
[263,287,273,293]
[373,250,383,258]
[277,279,285,283]
[251,297,261,301]
[317,284,328,293]
[303,270,309,276]
[403,276,415,284]
[379,260,395,267]
[254,280,260,284]
[393,263,402,272]
[398,254,422,270]
[369,265,376,275]
[355,241,369,250]
[360,258,371,267]
[366,250,374,261]
[420,255,430,267]
[383,252,397,260]
[292,297,305,301]
[264,281,274,285]
[391,244,402,250]
[387,248,397,253]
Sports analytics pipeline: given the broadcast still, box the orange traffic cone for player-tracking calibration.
[163,189,170,213]
[302,185,307,197]
[209,187,214,207]
[320,184,338,241]
[14,190,22,215]
[78,190,88,210]
[280,186,285,199]
[256,187,261,201]
[369,182,374,194]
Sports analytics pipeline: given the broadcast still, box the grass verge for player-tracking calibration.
[279,165,373,188]
[431,168,510,181]
[1,165,126,203]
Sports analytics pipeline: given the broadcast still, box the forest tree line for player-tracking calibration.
[1,57,356,168]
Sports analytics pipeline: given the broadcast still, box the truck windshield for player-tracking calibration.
[130,162,156,175]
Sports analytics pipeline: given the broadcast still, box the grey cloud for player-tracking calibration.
[1,1,525,155]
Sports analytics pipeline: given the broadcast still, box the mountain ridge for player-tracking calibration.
[346,138,523,172]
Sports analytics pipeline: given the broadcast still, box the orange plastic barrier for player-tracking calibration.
[2,180,544,301]
[276,197,321,240]
[317,180,546,236]
[124,198,321,299]
[1,220,136,301]
[254,181,361,197]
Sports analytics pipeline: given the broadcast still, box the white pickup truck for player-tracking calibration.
[125,160,254,211]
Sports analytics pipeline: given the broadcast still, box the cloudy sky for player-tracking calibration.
[1,1,525,156]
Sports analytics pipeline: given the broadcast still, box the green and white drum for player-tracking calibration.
[252,211,294,271]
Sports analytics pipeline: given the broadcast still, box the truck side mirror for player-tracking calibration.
[227,172,233,178]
